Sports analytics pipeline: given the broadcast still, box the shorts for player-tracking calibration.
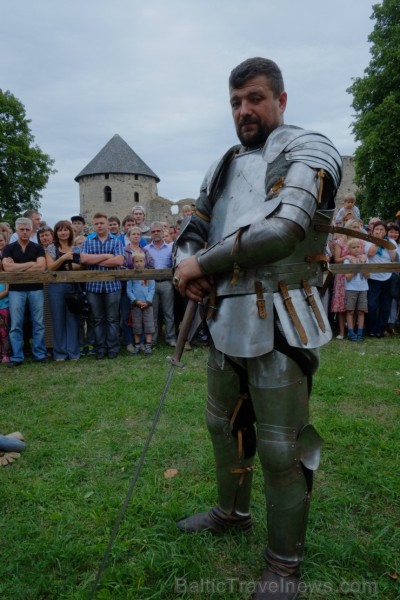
[345,290,368,312]
[131,305,155,335]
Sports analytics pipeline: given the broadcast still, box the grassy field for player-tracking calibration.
[1,337,399,599]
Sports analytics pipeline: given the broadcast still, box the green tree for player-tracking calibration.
[0,90,56,224]
[347,0,400,220]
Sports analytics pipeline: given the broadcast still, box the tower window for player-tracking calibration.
[134,192,139,203]
[104,186,112,202]
[105,174,109,179]
[134,174,139,180]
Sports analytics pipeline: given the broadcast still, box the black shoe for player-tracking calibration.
[34,357,50,364]
[108,353,118,359]
[177,506,252,535]
[97,354,106,360]
[252,570,300,599]
[7,361,23,369]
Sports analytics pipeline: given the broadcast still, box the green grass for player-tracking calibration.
[1,338,399,599]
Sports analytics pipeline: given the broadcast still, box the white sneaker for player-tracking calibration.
[126,344,135,354]
[336,334,344,340]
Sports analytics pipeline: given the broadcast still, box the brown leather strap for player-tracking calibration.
[305,253,329,264]
[206,286,217,320]
[316,169,326,204]
[255,281,267,319]
[231,464,255,485]
[194,208,210,222]
[301,279,326,332]
[278,280,308,344]
[230,262,241,285]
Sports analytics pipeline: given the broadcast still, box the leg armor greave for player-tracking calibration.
[249,349,323,572]
[206,358,256,516]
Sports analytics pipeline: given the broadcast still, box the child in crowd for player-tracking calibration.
[344,238,369,341]
[0,259,11,363]
[181,204,194,218]
[127,253,155,356]
[335,193,361,225]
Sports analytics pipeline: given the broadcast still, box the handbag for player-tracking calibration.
[65,284,86,314]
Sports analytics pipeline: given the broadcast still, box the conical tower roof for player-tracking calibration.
[75,134,159,182]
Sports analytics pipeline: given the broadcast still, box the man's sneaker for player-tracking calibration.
[177,506,252,535]
[130,345,141,356]
[167,340,177,347]
[8,361,23,369]
[144,344,152,356]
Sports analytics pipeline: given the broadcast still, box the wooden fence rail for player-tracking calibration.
[0,263,399,284]
[0,268,172,284]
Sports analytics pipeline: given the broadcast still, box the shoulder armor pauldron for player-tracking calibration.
[263,125,342,189]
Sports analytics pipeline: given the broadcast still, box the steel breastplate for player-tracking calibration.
[208,148,273,243]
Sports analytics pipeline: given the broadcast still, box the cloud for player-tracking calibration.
[1,0,374,224]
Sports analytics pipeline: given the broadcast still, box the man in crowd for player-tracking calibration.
[132,205,151,243]
[145,221,176,346]
[108,216,121,236]
[71,215,86,236]
[173,57,342,598]
[8,210,42,243]
[119,215,136,246]
[3,217,48,367]
[80,212,125,359]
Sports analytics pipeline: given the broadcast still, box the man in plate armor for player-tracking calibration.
[173,57,342,599]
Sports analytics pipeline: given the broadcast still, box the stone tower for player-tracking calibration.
[75,134,160,223]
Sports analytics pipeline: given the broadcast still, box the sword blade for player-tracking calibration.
[90,299,198,598]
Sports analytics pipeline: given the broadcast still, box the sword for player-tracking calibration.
[89,299,199,599]
[315,223,396,250]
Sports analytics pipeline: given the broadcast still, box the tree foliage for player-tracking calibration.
[0,90,56,224]
[347,0,400,220]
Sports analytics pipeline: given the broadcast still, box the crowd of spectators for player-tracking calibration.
[0,204,204,367]
[325,193,400,341]
[1,196,399,366]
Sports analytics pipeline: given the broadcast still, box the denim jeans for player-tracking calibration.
[86,290,121,355]
[366,277,392,335]
[48,283,80,360]
[9,290,47,362]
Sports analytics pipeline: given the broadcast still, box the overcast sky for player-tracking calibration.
[1,0,375,226]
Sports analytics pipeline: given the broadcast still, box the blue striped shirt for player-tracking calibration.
[81,234,125,293]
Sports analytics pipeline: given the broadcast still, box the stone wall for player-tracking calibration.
[78,173,157,223]
[336,156,357,204]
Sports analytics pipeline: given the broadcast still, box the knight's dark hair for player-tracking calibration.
[229,57,284,98]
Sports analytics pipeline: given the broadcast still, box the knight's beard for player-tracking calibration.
[237,118,275,149]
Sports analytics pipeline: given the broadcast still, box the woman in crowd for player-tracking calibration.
[124,226,154,269]
[37,225,54,248]
[365,221,397,338]
[45,220,81,361]
[0,223,12,243]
